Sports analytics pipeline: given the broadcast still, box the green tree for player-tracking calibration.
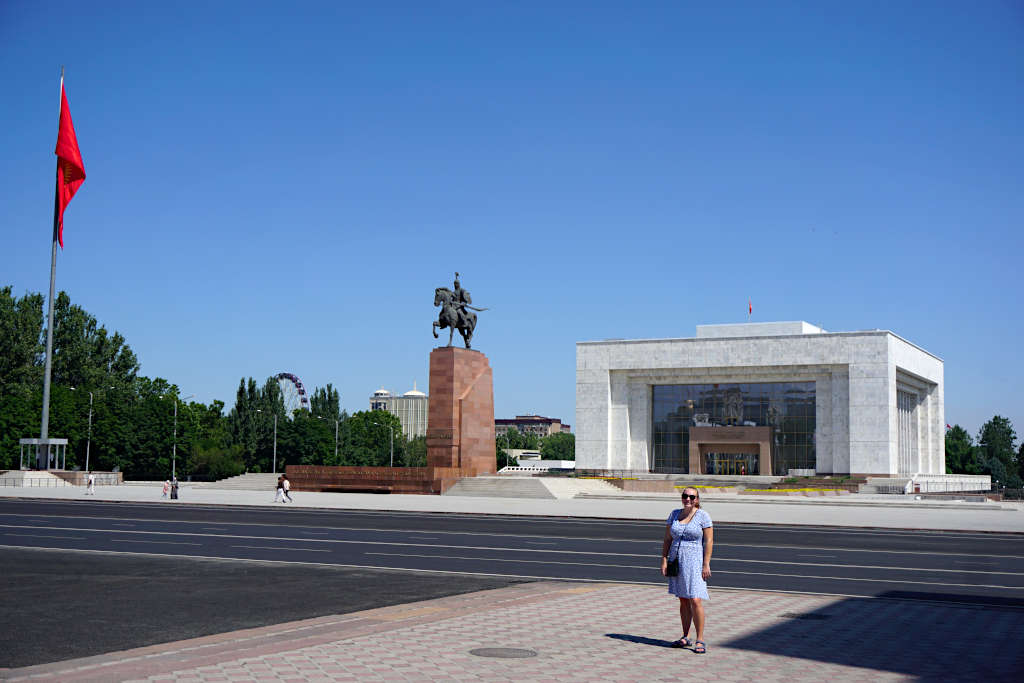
[0,286,44,393]
[540,432,575,461]
[495,429,523,470]
[310,384,342,421]
[0,389,38,469]
[284,409,350,467]
[498,427,539,451]
[344,410,404,466]
[944,425,973,474]
[404,435,427,467]
[1018,442,1024,483]
[189,441,245,480]
[49,291,139,390]
[977,416,1018,472]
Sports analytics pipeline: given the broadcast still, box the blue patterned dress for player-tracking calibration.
[666,508,712,599]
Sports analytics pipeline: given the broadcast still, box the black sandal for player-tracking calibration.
[671,637,692,648]
[694,640,706,654]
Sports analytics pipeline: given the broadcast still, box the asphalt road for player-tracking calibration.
[2,498,1023,666]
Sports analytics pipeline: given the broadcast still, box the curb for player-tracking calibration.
[573,493,1011,510]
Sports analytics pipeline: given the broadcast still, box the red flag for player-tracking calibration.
[55,83,86,248]
[748,298,752,315]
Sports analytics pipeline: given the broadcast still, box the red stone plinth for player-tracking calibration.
[286,465,473,494]
[284,348,496,495]
[426,347,496,475]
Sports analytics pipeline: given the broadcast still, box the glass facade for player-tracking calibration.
[652,382,816,475]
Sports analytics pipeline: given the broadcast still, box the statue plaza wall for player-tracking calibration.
[576,325,946,478]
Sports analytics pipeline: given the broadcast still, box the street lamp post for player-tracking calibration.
[257,409,278,474]
[85,390,92,472]
[171,393,196,480]
[373,422,395,467]
[71,386,116,473]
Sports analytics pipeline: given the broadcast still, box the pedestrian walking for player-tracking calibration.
[282,474,292,503]
[162,480,170,498]
[170,477,179,500]
[661,487,714,654]
[85,472,95,495]
[274,475,285,503]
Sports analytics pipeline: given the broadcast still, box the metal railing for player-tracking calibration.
[873,485,909,494]
[0,479,74,488]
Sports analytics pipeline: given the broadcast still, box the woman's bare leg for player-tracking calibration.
[678,598,692,638]
[689,598,705,643]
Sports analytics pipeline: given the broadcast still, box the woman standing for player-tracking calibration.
[661,487,714,653]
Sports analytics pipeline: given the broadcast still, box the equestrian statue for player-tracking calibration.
[433,272,487,349]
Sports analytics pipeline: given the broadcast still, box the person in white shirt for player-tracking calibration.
[86,473,95,495]
[282,475,292,503]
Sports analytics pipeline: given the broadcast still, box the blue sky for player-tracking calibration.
[2,1,1021,440]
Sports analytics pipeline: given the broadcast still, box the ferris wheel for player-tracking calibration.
[276,372,310,418]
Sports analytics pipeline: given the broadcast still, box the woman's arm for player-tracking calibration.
[702,526,714,580]
[660,522,673,576]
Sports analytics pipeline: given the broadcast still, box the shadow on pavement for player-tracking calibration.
[605,633,679,648]
[720,592,1024,681]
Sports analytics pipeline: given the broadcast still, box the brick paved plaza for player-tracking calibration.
[5,581,1021,682]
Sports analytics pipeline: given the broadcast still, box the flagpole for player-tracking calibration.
[39,66,64,467]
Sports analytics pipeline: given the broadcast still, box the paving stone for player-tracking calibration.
[5,582,1021,682]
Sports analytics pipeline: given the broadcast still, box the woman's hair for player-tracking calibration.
[683,487,701,509]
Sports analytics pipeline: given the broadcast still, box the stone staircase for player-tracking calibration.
[765,476,867,493]
[191,473,281,491]
[443,476,555,499]
[537,477,623,499]
[859,477,912,494]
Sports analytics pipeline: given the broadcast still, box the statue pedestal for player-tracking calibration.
[286,347,496,495]
[426,347,496,474]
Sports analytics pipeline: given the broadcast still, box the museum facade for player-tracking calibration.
[575,322,948,478]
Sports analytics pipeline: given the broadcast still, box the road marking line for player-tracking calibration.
[2,524,1023,576]
[109,539,200,546]
[2,513,1020,557]
[367,552,656,570]
[232,545,329,552]
[717,543,1024,559]
[1,501,1018,539]
[712,557,1024,577]
[3,505,1021,549]
[707,568,1024,590]
[364,552,1024,590]
[4,543,1023,608]
[4,533,83,540]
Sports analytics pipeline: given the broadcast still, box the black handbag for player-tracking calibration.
[666,558,679,576]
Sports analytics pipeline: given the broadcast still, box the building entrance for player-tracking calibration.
[704,452,759,476]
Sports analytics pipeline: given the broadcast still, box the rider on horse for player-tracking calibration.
[452,272,472,330]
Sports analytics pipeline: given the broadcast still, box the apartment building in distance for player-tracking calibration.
[495,415,572,438]
[369,383,428,438]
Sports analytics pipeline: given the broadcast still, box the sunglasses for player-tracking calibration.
[681,494,699,500]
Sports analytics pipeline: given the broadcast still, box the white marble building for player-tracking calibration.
[576,322,953,479]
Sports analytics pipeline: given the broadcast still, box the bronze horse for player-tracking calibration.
[433,287,476,348]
